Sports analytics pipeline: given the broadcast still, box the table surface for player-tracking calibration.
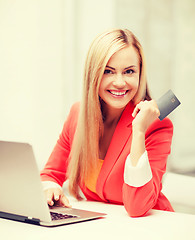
[1,196,195,240]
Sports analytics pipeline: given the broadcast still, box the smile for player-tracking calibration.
[108,90,128,96]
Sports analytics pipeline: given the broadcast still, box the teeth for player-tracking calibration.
[110,91,127,96]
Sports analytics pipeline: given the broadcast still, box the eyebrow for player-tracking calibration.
[106,65,137,70]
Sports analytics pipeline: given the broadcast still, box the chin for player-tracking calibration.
[110,101,130,110]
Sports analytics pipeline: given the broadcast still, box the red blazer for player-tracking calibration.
[40,102,174,217]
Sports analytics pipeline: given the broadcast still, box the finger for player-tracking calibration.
[149,100,160,116]
[53,188,61,201]
[132,108,138,117]
[152,100,160,116]
[60,195,72,208]
[46,190,55,206]
[132,102,142,117]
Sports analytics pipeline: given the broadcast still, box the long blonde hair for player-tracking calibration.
[67,29,151,199]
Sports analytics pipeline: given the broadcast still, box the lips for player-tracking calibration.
[108,90,129,96]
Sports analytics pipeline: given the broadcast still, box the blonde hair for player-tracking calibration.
[67,29,151,198]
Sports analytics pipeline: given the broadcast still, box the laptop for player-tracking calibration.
[0,141,106,227]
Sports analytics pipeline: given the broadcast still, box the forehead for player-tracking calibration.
[107,45,140,67]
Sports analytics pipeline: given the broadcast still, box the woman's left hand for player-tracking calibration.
[132,100,160,133]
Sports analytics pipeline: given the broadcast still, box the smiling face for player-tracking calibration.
[99,45,140,115]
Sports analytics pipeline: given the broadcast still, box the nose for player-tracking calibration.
[112,74,126,88]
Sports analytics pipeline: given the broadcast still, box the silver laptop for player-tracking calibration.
[0,141,106,227]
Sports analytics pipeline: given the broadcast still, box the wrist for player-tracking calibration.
[42,181,62,191]
[130,128,146,167]
[132,125,146,135]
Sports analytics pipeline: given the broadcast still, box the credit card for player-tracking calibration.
[156,89,181,121]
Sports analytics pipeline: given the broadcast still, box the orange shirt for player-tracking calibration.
[85,159,104,193]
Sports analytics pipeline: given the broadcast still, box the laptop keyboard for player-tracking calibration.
[50,211,78,221]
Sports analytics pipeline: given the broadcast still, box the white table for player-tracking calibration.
[1,196,195,240]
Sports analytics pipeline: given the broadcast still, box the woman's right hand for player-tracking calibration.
[44,187,72,208]
[132,100,160,133]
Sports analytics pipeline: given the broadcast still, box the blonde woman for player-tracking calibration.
[41,29,174,217]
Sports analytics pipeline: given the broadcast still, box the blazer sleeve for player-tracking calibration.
[40,102,79,186]
[122,118,173,217]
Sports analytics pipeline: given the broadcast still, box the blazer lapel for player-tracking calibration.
[96,102,134,200]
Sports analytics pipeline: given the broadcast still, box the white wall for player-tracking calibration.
[0,0,68,169]
[170,0,195,172]
[0,0,115,169]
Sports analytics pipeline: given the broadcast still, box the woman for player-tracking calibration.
[40,29,174,217]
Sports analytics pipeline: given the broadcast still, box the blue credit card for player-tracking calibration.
[156,90,181,121]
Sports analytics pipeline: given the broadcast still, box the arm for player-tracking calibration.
[123,100,173,217]
[130,100,160,166]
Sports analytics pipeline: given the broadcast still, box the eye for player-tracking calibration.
[124,69,134,74]
[104,69,113,74]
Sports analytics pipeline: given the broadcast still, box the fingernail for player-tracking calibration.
[48,200,54,206]
[55,195,59,201]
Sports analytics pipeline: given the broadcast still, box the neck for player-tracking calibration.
[102,104,125,127]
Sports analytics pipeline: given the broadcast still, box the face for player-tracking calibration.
[99,45,140,114]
